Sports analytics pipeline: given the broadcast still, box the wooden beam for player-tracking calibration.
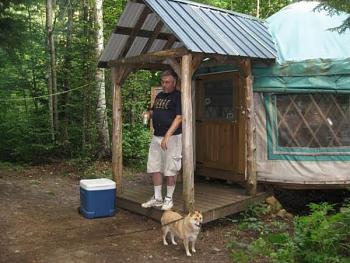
[112,66,131,194]
[141,20,164,54]
[108,47,189,67]
[119,7,151,58]
[240,59,257,196]
[138,63,172,71]
[201,55,239,68]
[114,26,175,41]
[181,53,194,212]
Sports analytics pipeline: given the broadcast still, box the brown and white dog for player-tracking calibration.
[161,210,203,257]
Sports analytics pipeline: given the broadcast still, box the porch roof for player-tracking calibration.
[98,0,276,68]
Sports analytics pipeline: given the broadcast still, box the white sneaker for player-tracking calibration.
[141,196,163,208]
[161,197,173,210]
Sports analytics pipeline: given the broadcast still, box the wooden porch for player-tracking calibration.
[117,179,270,223]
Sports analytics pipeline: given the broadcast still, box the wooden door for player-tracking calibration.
[195,72,245,181]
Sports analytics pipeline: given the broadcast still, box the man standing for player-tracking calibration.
[141,70,182,210]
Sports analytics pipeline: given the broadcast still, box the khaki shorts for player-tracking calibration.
[147,134,182,177]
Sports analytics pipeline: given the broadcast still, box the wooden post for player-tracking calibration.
[112,66,130,195]
[181,53,194,212]
[240,59,257,196]
[191,54,203,166]
[192,80,196,171]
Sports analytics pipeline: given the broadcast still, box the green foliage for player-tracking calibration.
[122,123,151,168]
[292,202,350,263]
[118,70,158,168]
[0,0,29,56]
[228,202,350,263]
[0,97,56,162]
[194,0,291,19]
[317,1,350,33]
[0,161,27,172]
[244,202,272,218]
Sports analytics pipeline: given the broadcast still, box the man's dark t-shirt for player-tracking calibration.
[152,90,182,137]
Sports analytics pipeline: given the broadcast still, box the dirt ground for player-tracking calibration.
[0,165,233,263]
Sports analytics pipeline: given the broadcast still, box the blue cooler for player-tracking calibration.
[79,178,116,219]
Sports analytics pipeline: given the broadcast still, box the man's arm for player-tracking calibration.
[161,115,182,150]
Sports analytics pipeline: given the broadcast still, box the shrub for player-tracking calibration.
[122,123,151,168]
[228,201,350,263]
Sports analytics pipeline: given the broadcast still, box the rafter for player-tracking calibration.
[118,7,152,59]
[141,20,164,54]
[163,35,177,50]
[114,26,175,41]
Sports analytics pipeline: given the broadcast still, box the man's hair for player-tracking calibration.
[161,69,178,82]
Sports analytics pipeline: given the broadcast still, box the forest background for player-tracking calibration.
[0,0,348,168]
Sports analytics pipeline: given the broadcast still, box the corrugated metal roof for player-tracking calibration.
[99,0,276,67]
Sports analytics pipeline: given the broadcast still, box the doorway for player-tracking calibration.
[195,72,245,181]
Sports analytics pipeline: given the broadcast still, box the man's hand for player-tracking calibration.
[161,135,170,150]
[161,115,182,150]
[141,110,152,119]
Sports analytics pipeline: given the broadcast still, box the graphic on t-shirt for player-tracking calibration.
[154,98,171,110]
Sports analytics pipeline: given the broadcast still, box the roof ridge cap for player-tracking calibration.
[156,0,265,22]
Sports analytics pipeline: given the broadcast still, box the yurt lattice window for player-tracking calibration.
[274,94,350,148]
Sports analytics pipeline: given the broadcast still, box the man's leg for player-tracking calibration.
[166,175,176,199]
[161,175,176,210]
[142,136,164,208]
[152,172,163,201]
[141,172,163,208]
[161,134,181,210]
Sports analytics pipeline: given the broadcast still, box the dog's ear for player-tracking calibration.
[188,211,196,216]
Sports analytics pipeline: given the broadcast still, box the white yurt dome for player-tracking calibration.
[267,1,350,63]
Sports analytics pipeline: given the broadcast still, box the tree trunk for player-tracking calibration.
[62,0,73,153]
[46,0,55,142]
[81,0,89,152]
[27,5,39,111]
[95,0,110,158]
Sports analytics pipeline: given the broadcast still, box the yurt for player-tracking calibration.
[253,1,350,187]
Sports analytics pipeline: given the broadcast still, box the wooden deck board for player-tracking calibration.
[117,180,270,223]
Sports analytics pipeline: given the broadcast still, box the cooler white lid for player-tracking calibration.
[80,178,116,191]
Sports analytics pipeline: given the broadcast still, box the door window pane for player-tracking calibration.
[203,79,235,120]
